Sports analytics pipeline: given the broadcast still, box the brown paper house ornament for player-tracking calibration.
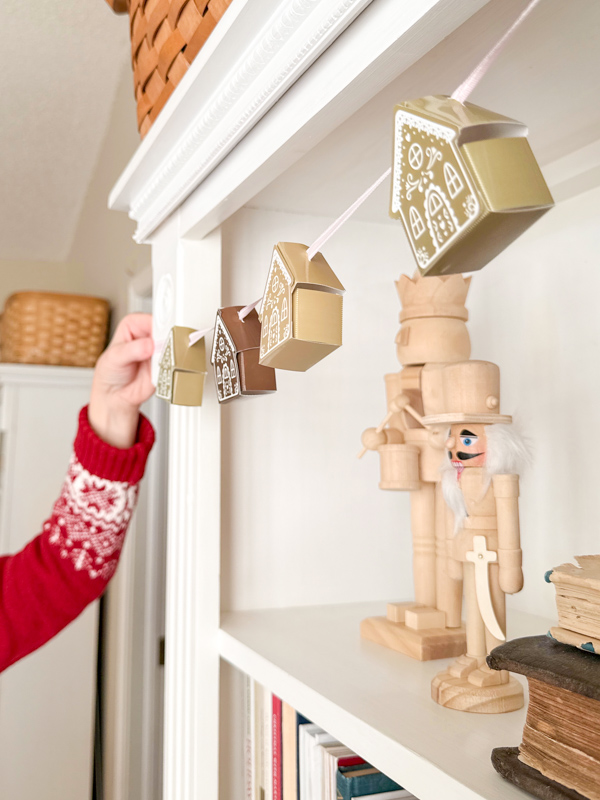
[156,326,206,406]
[390,95,554,276]
[211,307,276,403]
[259,242,345,372]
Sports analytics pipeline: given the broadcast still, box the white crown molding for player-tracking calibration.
[0,364,93,386]
[110,0,375,242]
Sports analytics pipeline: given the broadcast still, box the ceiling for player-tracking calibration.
[0,0,131,262]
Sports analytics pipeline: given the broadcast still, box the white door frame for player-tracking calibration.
[103,266,168,800]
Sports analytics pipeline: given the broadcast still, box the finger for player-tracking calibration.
[111,313,153,346]
[108,337,154,368]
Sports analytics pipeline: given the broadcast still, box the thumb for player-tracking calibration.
[108,337,154,368]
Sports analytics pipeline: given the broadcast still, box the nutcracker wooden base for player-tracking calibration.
[360,605,466,661]
[491,747,587,800]
[431,665,524,713]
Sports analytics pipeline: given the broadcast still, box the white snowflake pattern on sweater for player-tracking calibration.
[47,456,139,580]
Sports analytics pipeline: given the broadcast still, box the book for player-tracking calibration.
[547,555,600,653]
[320,744,362,800]
[263,687,274,800]
[272,695,282,800]
[336,766,403,800]
[246,693,401,800]
[354,791,414,800]
[490,635,600,800]
[253,681,263,800]
[338,756,366,769]
[281,705,311,800]
[299,725,337,800]
[244,675,257,800]
[281,702,295,800]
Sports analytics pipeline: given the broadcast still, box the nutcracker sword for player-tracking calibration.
[465,535,505,641]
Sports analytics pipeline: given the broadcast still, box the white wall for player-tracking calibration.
[0,259,82,310]
[221,207,414,613]
[68,67,150,326]
[467,183,600,620]
[221,184,600,623]
[0,66,147,332]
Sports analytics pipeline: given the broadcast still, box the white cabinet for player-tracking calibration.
[109,1,600,798]
[0,365,96,800]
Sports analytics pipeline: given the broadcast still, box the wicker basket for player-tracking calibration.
[0,292,110,368]
[106,0,234,137]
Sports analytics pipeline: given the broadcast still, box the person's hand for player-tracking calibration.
[88,314,155,448]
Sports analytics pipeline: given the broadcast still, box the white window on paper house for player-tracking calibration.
[409,206,425,240]
[443,162,463,199]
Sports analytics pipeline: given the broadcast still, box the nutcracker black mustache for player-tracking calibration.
[454,451,483,461]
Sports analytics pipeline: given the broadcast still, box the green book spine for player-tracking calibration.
[336,769,402,800]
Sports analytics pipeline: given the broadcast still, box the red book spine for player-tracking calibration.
[338,756,366,768]
[272,695,282,800]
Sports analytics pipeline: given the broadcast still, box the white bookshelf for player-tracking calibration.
[109,0,600,797]
[220,604,547,800]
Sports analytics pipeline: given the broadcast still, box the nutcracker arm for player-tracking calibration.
[357,394,412,458]
[492,474,523,594]
[359,427,404,457]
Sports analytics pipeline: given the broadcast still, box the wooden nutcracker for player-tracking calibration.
[359,272,471,660]
[422,360,529,713]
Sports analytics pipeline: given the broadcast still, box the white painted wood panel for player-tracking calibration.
[157,233,222,800]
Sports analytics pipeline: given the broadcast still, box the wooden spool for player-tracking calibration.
[105,0,234,137]
[378,443,421,491]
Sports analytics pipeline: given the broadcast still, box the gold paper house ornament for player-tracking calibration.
[390,95,554,276]
[156,326,206,406]
[259,242,345,371]
[211,306,276,403]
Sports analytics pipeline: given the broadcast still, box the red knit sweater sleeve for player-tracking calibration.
[0,406,155,673]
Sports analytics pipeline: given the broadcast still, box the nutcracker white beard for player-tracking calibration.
[441,422,531,533]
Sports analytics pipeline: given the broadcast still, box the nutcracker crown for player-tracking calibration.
[396,272,471,322]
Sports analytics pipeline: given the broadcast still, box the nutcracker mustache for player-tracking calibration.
[456,451,483,461]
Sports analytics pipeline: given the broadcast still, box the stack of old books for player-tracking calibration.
[489,554,600,800]
[547,555,600,653]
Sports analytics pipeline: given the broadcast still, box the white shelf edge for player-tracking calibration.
[0,364,94,386]
[218,626,481,800]
[218,603,543,800]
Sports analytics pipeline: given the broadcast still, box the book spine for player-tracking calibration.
[281,702,297,800]
[296,715,311,800]
[244,675,255,800]
[254,683,264,800]
[337,757,366,769]
[263,689,273,800]
[273,695,283,800]
[337,772,402,800]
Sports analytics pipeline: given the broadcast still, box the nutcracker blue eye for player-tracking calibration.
[459,429,478,448]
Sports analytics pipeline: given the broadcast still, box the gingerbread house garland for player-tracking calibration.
[156,326,207,406]
[390,95,554,276]
[259,242,345,372]
[211,306,276,403]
